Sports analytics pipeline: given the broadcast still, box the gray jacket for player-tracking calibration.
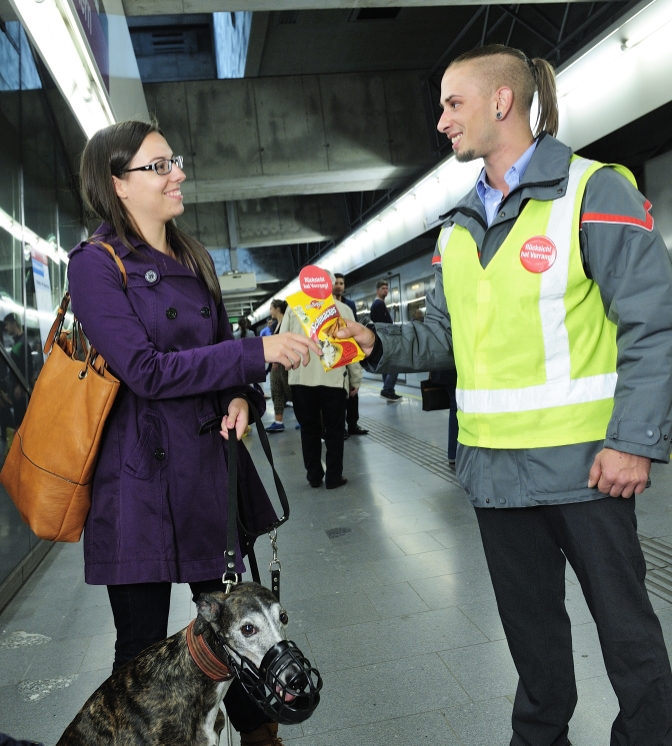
[368,135,672,507]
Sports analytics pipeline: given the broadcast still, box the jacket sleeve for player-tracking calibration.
[67,244,267,400]
[581,167,672,461]
[365,243,455,374]
[216,300,266,416]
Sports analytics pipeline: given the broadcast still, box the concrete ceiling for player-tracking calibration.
[122,1,639,316]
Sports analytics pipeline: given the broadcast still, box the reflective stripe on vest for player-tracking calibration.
[438,157,622,449]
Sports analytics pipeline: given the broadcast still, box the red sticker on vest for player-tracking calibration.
[519,236,557,273]
[299,265,332,299]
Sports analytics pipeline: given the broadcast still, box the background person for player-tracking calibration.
[68,120,319,746]
[3,312,32,428]
[369,280,401,401]
[259,317,276,338]
[333,273,368,437]
[235,316,255,339]
[337,44,672,745]
[266,299,292,433]
[280,295,362,489]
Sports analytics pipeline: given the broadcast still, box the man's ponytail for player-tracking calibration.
[530,57,559,137]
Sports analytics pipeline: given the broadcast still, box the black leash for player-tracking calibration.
[224,397,290,600]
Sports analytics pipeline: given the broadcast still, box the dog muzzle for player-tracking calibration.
[222,639,323,725]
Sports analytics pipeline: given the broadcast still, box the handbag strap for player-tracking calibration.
[90,240,127,288]
[44,242,126,358]
[223,397,289,599]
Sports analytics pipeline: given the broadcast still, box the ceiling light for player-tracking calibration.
[10,0,115,138]
[0,207,69,265]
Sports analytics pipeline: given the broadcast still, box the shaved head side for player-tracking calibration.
[448,44,558,138]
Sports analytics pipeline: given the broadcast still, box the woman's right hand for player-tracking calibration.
[262,332,321,370]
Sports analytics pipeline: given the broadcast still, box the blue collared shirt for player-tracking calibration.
[476,140,538,227]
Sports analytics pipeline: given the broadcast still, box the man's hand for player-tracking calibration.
[262,333,321,370]
[349,387,359,398]
[334,319,376,356]
[588,447,651,498]
[220,397,249,441]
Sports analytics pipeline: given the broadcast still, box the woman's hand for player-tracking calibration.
[262,332,322,370]
[220,397,249,441]
[334,319,376,356]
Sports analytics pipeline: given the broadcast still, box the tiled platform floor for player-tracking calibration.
[2,380,672,745]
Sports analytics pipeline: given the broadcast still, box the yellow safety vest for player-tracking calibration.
[440,157,634,449]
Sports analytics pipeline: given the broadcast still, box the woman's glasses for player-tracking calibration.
[123,156,184,176]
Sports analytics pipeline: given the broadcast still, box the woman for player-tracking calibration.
[68,121,318,746]
[265,300,293,433]
[236,317,256,338]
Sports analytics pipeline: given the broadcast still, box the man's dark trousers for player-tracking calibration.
[346,392,359,432]
[291,384,346,488]
[475,496,672,746]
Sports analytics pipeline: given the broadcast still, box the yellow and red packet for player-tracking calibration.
[286,266,365,371]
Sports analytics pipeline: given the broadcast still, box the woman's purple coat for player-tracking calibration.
[67,225,277,585]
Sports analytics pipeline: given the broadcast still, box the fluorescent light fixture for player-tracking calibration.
[556,0,672,150]
[0,207,69,265]
[252,0,672,323]
[9,0,115,138]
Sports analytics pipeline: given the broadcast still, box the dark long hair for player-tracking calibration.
[449,44,559,138]
[80,120,222,304]
[270,299,288,314]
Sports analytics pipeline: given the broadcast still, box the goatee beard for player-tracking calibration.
[455,149,476,163]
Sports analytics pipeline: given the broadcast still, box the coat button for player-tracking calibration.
[499,211,505,218]
[145,270,158,283]
[200,307,211,318]
[647,429,654,438]
[485,498,490,504]
[499,498,506,504]
[166,307,178,320]
[154,448,166,460]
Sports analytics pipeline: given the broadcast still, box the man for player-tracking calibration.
[4,312,32,428]
[259,317,276,338]
[337,44,672,746]
[369,280,401,401]
[280,296,362,490]
[333,273,368,436]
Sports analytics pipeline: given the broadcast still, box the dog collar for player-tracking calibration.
[186,620,234,682]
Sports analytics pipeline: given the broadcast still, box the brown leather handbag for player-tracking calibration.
[0,242,126,542]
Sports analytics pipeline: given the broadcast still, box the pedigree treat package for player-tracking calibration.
[286,265,365,371]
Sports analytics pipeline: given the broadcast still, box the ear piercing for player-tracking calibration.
[496,112,502,120]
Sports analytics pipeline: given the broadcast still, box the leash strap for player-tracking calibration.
[224,397,289,599]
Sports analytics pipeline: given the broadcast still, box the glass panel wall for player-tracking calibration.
[0,18,86,588]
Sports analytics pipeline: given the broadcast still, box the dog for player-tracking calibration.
[56,582,321,746]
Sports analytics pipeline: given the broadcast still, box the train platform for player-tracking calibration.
[2,380,672,745]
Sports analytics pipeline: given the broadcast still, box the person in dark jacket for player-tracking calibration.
[337,45,672,745]
[3,312,32,427]
[369,279,401,401]
[333,273,368,436]
[68,121,318,746]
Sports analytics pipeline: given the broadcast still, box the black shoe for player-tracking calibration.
[326,478,348,490]
[348,426,369,435]
[343,430,349,441]
[380,391,402,401]
[309,480,322,488]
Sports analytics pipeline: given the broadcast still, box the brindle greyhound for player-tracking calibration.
[56,583,316,746]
